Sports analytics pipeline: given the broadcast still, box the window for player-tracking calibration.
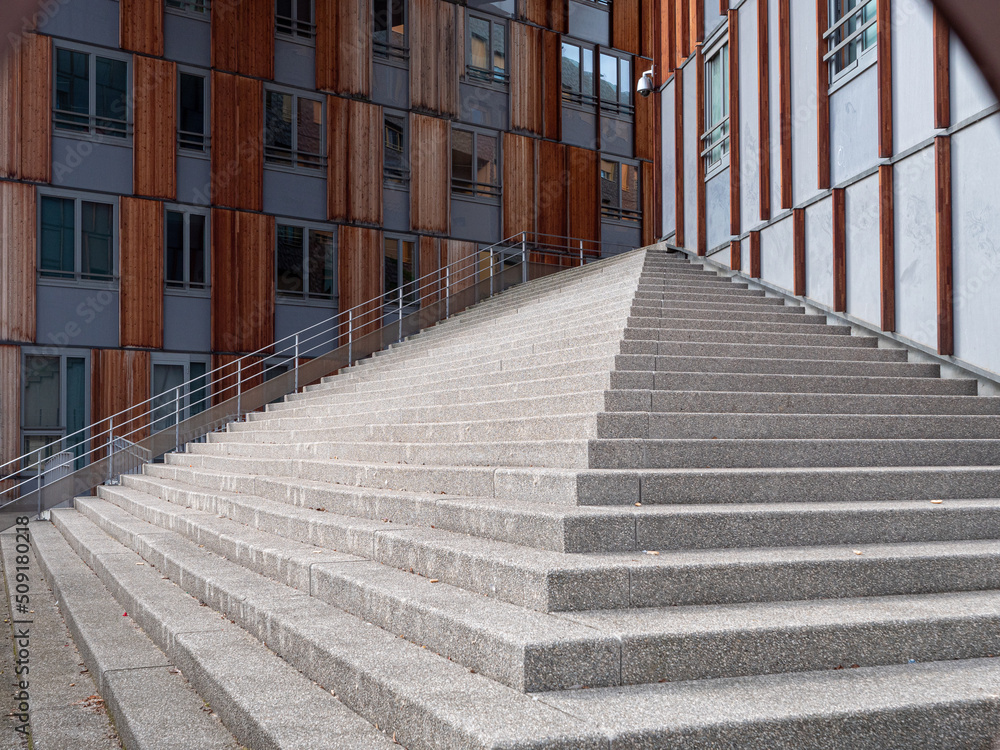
[374,0,407,59]
[276,224,337,301]
[178,72,207,151]
[54,47,129,138]
[166,0,210,17]
[825,0,877,83]
[165,209,209,290]
[151,358,209,433]
[21,353,88,470]
[599,52,633,115]
[452,128,500,199]
[561,42,595,105]
[265,89,324,169]
[384,113,409,185]
[276,0,315,40]
[600,158,641,222]
[384,237,417,305]
[702,42,729,173]
[467,13,507,84]
[40,195,116,281]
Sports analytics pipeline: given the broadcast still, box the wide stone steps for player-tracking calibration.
[610,370,977,395]
[614,353,937,377]
[620,339,907,360]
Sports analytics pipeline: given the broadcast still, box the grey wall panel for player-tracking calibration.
[891,0,934,154]
[275,302,338,358]
[51,137,132,195]
[177,154,212,206]
[893,146,937,350]
[760,214,794,292]
[706,168,730,252]
[383,187,410,232]
[274,40,317,90]
[36,285,119,349]
[451,198,501,243]
[952,115,1000,376]
[683,62,698,252]
[844,173,880,326]
[263,170,327,222]
[460,84,510,131]
[164,14,212,67]
[790,0,819,205]
[742,235,751,272]
[805,194,834,307]
[705,3,726,42]
[568,1,610,47]
[468,0,515,17]
[739,0,762,229]
[767,0,782,212]
[563,107,598,150]
[950,32,998,125]
[830,66,878,185]
[39,0,118,47]
[601,222,642,255]
[163,293,211,353]
[373,63,409,110]
[661,79,676,238]
[601,116,634,158]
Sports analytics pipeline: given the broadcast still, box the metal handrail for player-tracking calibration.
[0,231,631,525]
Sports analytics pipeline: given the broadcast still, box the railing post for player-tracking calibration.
[107,415,113,475]
[521,232,528,284]
[489,247,495,296]
[236,359,242,419]
[294,333,300,391]
[347,310,353,365]
[398,288,403,342]
[579,240,584,266]
[445,265,451,317]
[175,384,181,451]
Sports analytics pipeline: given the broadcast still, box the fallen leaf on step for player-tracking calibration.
[136,562,145,565]
[930,499,943,504]
[645,551,660,556]
[429,579,439,583]
[852,550,863,555]
[635,502,642,507]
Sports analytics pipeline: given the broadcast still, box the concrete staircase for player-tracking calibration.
[21,247,1000,748]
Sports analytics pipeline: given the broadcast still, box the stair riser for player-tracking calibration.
[614,355,938,378]
[618,340,907,361]
[625,319,847,335]
[610,371,977,396]
[628,313,828,328]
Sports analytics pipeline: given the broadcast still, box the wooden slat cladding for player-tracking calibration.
[419,236,443,306]
[0,182,35,343]
[935,136,953,356]
[211,354,264,405]
[211,209,275,353]
[934,8,951,129]
[641,0,657,60]
[691,0,705,45]
[211,72,263,211]
[0,33,51,182]
[119,198,164,349]
[338,225,383,339]
[525,0,568,33]
[661,0,675,75]
[758,0,771,221]
[121,0,164,56]
[316,0,372,96]
[133,56,177,200]
[634,72,657,162]
[730,240,742,271]
[816,0,831,188]
[567,146,600,252]
[729,8,741,236]
[91,349,151,449]
[537,139,567,241]
[879,164,896,332]
[778,0,792,209]
[328,97,383,224]
[673,73,685,246]
[613,0,642,56]
[503,133,537,238]
[211,0,274,79]
[510,23,545,135]
[411,0,458,117]
[749,230,761,278]
[410,114,450,234]
[832,187,847,312]
[445,240,478,294]
[793,208,806,296]
[541,30,562,141]
[641,161,656,247]
[877,0,893,158]
[0,346,18,476]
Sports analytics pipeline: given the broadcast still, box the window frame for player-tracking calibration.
[164,204,211,294]
[177,66,210,155]
[52,42,132,141]
[373,0,409,62]
[599,156,642,223]
[383,234,418,308]
[465,10,508,86]
[274,220,339,305]
[597,49,634,117]
[20,348,91,474]
[37,188,119,286]
[275,0,316,43]
[263,85,327,172]
[561,39,597,108]
[824,0,878,90]
[150,354,211,433]
[701,36,730,176]
[383,110,410,187]
[450,125,501,201]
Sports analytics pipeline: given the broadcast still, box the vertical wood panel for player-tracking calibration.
[503,133,537,238]
[635,66,657,162]
[211,72,263,211]
[778,0,793,209]
[510,23,545,135]
[730,240,742,271]
[729,8,741,236]
[537,139,567,241]
[641,0,657,59]
[411,0,459,116]
[832,187,847,312]
[816,0,831,189]
[0,33,51,182]
[935,136,953,356]
[541,30,562,141]
[211,0,274,79]
[662,0,676,74]
[328,97,383,224]
[419,236,442,306]
[758,0,772,221]
[211,209,275,353]
[121,0,164,56]
[92,350,151,449]
[696,47,706,255]
[934,8,951,130]
[749,230,761,278]
[211,354,264,406]
[676,0,689,66]
[613,0,642,55]
[0,346,19,476]
[445,240,479,293]
[410,113,450,234]
[793,207,806,296]
[877,0,893,158]
[567,146,600,252]
[674,72,685,246]
[338,225,383,339]
[526,0,568,33]
[316,0,372,96]
[879,164,896,332]
[641,161,656,247]
[0,182,36,343]
[691,0,705,45]
[119,197,164,349]
[133,56,177,200]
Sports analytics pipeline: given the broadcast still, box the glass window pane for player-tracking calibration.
[308,230,335,298]
[189,361,208,415]
[374,0,388,38]
[452,129,474,192]
[81,202,113,279]
[599,53,617,103]
[581,48,594,97]
[276,0,293,33]
[391,0,405,44]
[297,97,322,164]
[276,225,304,293]
[166,210,185,285]
[40,196,75,276]
[470,17,490,71]
[189,214,206,286]
[66,357,86,460]
[384,115,405,180]
[477,134,497,188]
[561,43,580,95]
[265,91,293,162]
[152,364,185,431]
[178,73,205,149]
[600,159,620,210]
[620,58,631,107]
[400,241,416,302]
[54,49,89,131]
[24,356,61,429]
[493,22,505,77]
[95,57,127,136]
[384,237,399,295]
[622,164,639,215]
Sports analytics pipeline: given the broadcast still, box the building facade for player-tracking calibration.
[0,0,659,475]
[656,0,1000,383]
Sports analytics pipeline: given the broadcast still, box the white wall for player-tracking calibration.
[661,78,676,238]
[683,61,698,246]
[790,0,820,205]
[893,146,938,350]
[891,0,935,153]
[805,195,834,307]
[760,214,795,292]
[845,173,881,327]
[739,0,762,229]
